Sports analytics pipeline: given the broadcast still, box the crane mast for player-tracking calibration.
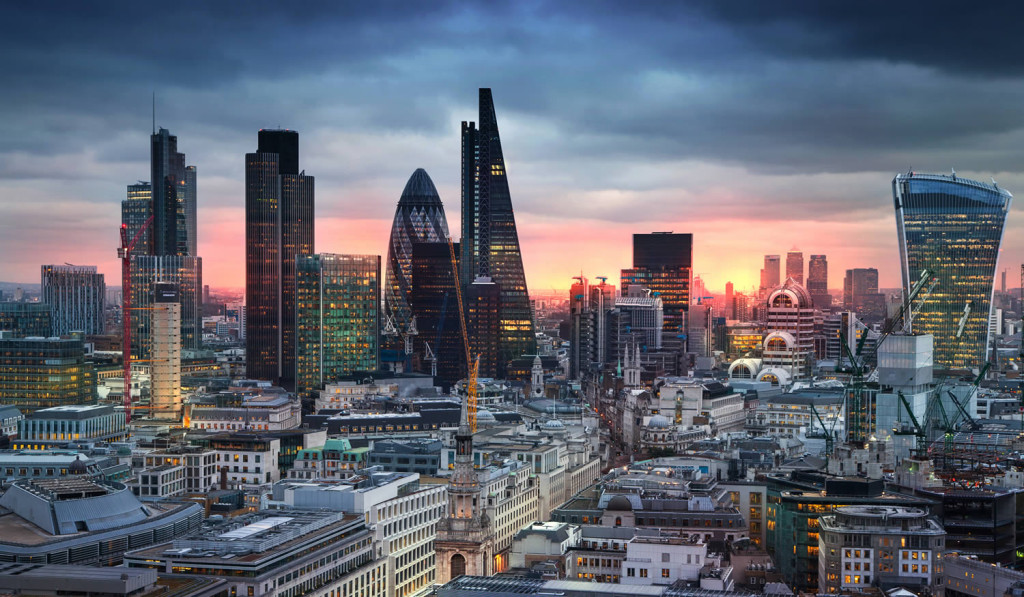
[118,216,154,425]
[447,238,478,433]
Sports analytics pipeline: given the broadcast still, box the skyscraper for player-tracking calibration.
[150,128,197,257]
[0,303,51,338]
[149,283,181,421]
[621,232,692,351]
[807,254,830,309]
[410,242,464,390]
[760,255,781,292]
[459,89,534,375]
[246,129,314,388]
[40,265,105,336]
[843,268,885,324]
[384,169,450,335]
[786,250,804,285]
[295,254,379,402]
[894,172,1012,369]
[122,182,152,255]
[129,255,202,357]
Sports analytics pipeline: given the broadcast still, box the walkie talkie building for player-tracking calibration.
[893,172,1012,370]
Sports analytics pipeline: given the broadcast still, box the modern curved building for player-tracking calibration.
[384,168,450,333]
[893,172,1012,370]
[763,279,815,379]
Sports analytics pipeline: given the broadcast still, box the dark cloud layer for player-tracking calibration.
[1,1,1023,288]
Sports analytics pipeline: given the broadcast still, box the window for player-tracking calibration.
[640,569,648,578]
[662,569,670,578]
[662,553,670,563]
[627,568,635,577]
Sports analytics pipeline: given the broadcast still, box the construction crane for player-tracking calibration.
[838,268,935,451]
[118,216,154,425]
[447,238,479,433]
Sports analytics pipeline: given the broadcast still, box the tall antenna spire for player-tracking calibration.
[152,91,155,135]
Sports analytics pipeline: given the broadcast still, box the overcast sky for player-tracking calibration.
[2,1,1023,294]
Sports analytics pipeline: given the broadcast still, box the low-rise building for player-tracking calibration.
[187,384,301,432]
[14,404,127,450]
[944,553,1024,597]
[511,522,581,577]
[288,438,368,480]
[818,505,945,595]
[0,477,201,565]
[367,438,443,475]
[125,510,385,597]
[0,405,22,439]
[138,445,218,494]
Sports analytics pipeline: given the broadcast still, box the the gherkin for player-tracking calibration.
[384,168,450,332]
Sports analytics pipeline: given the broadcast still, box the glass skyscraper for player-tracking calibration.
[122,182,152,256]
[459,89,535,375]
[384,169,450,335]
[410,241,464,390]
[894,172,1012,370]
[129,255,202,358]
[246,129,314,389]
[295,254,380,402]
[621,232,692,351]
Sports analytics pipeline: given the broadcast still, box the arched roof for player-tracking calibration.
[763,331,797,350]
[768,278,812,309]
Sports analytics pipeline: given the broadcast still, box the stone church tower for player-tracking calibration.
[434,394,494,582]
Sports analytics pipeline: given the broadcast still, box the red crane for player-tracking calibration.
[118,216,153,424]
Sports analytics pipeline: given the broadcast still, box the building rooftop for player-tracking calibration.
[30,404,118,419]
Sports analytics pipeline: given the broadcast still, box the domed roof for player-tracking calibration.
[648,414,671,428]
[768,278,812,309]
[69,456,88,474]
[542,419,565,430]
[476,409,497,423]
[606,495,634,511]
[398,168,442,207]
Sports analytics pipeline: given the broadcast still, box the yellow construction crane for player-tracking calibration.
[447,238,479,433]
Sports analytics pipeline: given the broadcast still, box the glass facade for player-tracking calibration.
[245,130,314,389]
[385,169,450,336]
[41,264,105,336]
[0,335,95,413]
[410,242,465,390]
[460,89,535,376]
[0,302,51,338]
[621,233,692,349]
[129,255,202,358]
[122,182,152,256]
[295,254,380,400]
[893,173,1012,370]
[150,128,197,257]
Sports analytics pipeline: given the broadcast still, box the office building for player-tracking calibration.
[569,276,594,379]
[122,182,152,257]
[465,277,502,378]
[246,129,315,388]
[944,554,1024,597]
[894,172,1012,369]
[621,233,692,352]
[128,255,202,357]
[818,505,945,594]
[40,265,105,336]
[149,283,181,420]
[0,302,51,337]
[150,128,197,257]
[295,254,380,401]
[125,510,385,597]
[14,404,127,450]
[786,250,803,284]
[410,241,464,389]
[0,477,202,566]
[760,255,781,292]
[807,254,830,309]
[385,168,451,336]
[460,88,535,375]
[0,333,95,413]
[762,280,815,381]
[843,268,885,322]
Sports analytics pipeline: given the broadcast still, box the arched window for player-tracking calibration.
[615,517,622,527]
[451,554,466,579]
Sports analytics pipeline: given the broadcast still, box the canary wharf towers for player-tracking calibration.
[894,172,1012,370]
[460,88,535,376]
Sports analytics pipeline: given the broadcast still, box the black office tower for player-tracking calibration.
[410,242,465,390]
[150,128,197,257]
[621,233,692,351]
[245,129,314,388]
[459,89,534,376]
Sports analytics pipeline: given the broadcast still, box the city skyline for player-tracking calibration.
[3,3,1024,294]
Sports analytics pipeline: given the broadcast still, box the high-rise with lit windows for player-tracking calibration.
[246,129,314,388]
[459,89,535,376]
[621,232,692,352]
[893,172,1012,370]
[295,254,379,401]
